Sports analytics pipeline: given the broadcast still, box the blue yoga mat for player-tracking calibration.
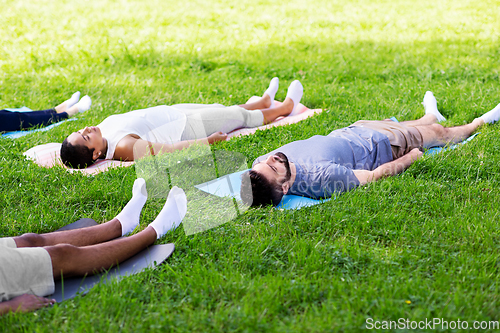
[193,170,329,210]
[1,107,77,139]
[424,133,479,155]
[4,107,33,112]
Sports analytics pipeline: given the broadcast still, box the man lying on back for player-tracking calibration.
[241,91,500,206]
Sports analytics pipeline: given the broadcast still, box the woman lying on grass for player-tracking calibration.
[60,78,304,168]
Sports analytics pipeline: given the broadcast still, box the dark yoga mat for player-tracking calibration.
[48,218,175,302]
[56,218,98,231]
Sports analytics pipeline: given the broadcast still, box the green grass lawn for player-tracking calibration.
[1,0,499,331]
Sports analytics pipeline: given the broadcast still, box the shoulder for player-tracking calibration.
[113,135,143,161]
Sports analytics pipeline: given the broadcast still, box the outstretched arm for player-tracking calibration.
[114,132,227,160]
[353,148,423,186]
[0,294,55,315]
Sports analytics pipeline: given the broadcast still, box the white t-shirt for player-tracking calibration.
[98,105,187,160]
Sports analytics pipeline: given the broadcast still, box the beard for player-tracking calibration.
[275,152,291,182]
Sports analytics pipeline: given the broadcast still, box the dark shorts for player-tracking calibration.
[352,120,424,159]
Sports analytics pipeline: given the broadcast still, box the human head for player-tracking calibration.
[60,127,105,169]
[240,152,292,207]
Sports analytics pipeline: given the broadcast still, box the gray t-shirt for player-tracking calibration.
[253,126,393,199]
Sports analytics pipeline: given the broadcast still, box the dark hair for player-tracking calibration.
[240,170,284,207]
[60,138,96,169]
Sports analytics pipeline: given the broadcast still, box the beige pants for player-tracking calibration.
[352,120,424,159]
[0,237,55,302]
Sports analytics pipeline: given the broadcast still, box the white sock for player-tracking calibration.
[149,186,187,239]
[64,91,80,109]
[286,80,304,117]
[264,77,279,108]
[479,102,500,124]
[422,91,446,122]
[116,178,148,236]
[75,95,92,113]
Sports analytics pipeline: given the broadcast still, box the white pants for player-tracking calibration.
[172,104,264,140]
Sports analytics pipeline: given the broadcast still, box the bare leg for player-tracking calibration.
[416,118,484,148]
[64,104,80,117]
[260,98,295,123]
[54,92,80,113]
[54,101,70,113]
[400,114,439,127]
[238,96,295,123]
[240,94,297,124]
[13,218,122,248]
[55,102,81,116]
[239,93,273,110]
[238,79,302,123]
[46,226,157,279]
[239,77,279,110]
[54,94,91,117]
[46,184,185,279]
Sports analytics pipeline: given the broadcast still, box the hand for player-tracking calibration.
[207,131,228,144]
[1,294,55,315]
[409,147,424,160]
